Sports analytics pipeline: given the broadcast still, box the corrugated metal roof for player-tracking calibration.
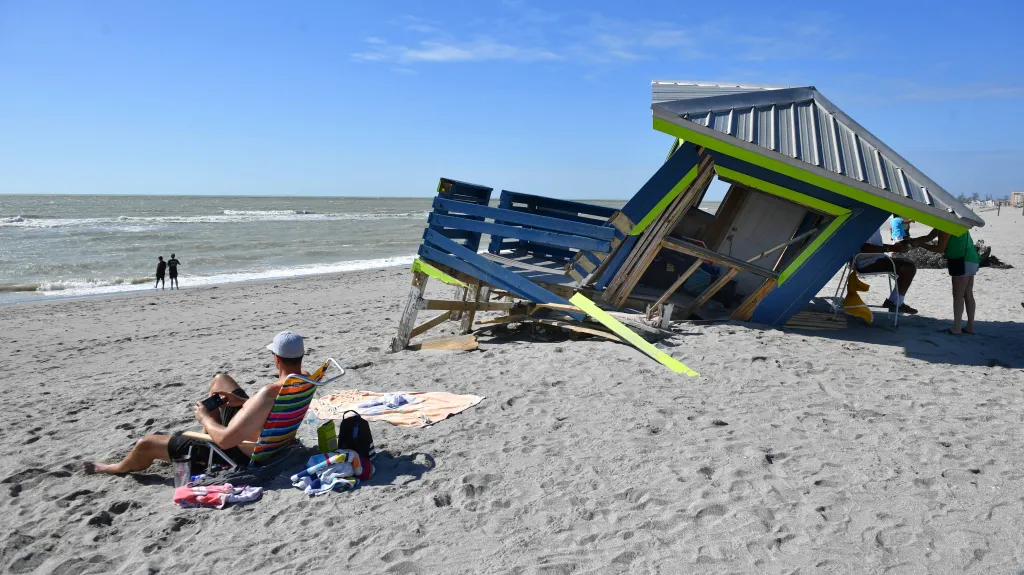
[651,83,983,228]
[652,81,793,104]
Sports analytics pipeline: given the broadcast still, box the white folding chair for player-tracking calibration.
[830,253,900,327]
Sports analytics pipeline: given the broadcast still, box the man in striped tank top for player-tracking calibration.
[85,332,308,475]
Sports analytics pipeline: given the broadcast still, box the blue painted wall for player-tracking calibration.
[706,152,890,326]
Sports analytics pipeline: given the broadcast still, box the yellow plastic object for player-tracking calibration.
[568,293,698,376]
[847,271,870,292]
[843,271,873,324]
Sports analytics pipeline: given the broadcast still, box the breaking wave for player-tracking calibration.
[0,256,415,301]
[0,211,430,229]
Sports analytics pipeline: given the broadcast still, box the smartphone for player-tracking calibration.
[201,395,226,411]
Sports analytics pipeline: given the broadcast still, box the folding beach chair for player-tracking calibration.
[830,254,900,327]
[181,358,345,471]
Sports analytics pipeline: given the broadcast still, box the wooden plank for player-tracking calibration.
[530,319,621,341]
[420,299,515,312]
[604,150,716,307]
[421,231,579,316]
[651,259,703,310]
[481,252,567,274]
[682,267,739,318]
[390,271,429,352]
[501,191,617,219]
[433,197,616,240]
[429,213,612,253]
[660,237,779,279]
[475,314,531,326]
[409,334,479,351]
[730,278,777,321]
[410,311,453,340]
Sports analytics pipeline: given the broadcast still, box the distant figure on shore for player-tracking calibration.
[168,253,181,289]
[155,256,166,290]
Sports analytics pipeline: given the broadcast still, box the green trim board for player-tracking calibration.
[568,293,699,376]
[652,118,969,235]
[629,164,699,237]
[713,166,851,285]
[412,259,467,288]
[714,166,847,216]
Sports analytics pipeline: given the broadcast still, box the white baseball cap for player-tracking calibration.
[266,331,305,359]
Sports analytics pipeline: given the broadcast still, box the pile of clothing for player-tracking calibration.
[290,449,373,496]
[173,484,263,509]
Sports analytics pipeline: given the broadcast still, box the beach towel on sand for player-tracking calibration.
[311,390,484,428]
[173,484,262,509]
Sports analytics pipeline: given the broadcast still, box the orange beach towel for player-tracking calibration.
[311,390,484,428]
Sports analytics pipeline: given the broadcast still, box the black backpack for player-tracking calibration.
[337,411,377,461]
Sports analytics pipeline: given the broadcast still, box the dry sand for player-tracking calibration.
[1,211,1023,574]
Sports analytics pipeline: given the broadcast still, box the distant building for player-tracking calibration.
[1012,191,1024,207]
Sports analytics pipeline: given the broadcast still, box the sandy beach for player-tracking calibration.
[1,210,1023,574]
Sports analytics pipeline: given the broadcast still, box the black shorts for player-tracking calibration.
[169,270,178,278]
[156,274,165,280]
[947,257,965,277]
[167,388,250,468]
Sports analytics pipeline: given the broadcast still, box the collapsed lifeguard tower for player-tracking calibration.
[390,82,984,370]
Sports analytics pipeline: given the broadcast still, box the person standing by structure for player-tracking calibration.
[155,256,166,290]
[168,253,181,289]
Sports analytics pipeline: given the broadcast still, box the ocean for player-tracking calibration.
[2,194,668,304]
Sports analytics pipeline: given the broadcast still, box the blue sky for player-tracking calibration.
[1,1,1021,200]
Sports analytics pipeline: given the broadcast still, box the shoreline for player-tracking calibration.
[0,255,417,307]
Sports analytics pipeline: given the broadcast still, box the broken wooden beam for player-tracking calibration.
[408,334,479,351]
[409,311,453,340]
[730,278,777,322]
[419,299,515,312]
[681,267,739,318]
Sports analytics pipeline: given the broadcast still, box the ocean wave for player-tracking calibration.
[0,276,152,293]
[0,255,416,299]
[0,211,430,229]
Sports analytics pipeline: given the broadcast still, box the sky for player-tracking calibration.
[1,1,1022,200]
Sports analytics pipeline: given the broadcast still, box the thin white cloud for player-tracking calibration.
[352,38,560,64]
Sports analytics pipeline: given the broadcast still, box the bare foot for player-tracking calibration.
[84,461,120,475]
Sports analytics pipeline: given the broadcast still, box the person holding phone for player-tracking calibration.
[85,331,309,475]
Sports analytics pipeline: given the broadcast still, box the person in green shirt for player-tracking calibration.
[915,228,980,334]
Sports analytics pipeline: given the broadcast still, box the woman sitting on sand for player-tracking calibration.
[913,227,980,335]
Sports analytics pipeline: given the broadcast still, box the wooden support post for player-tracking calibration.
[660,303,675,329]
[409,311,453,340]
[390,271,429,352]
[449,285,467,320]
[651,259,703,310]
[460,285,490,334]
[730,278,778,321]
[681,267,739,318]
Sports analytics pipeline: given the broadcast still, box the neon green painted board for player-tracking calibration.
[568,293,699,376]
[412,259,467,288]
